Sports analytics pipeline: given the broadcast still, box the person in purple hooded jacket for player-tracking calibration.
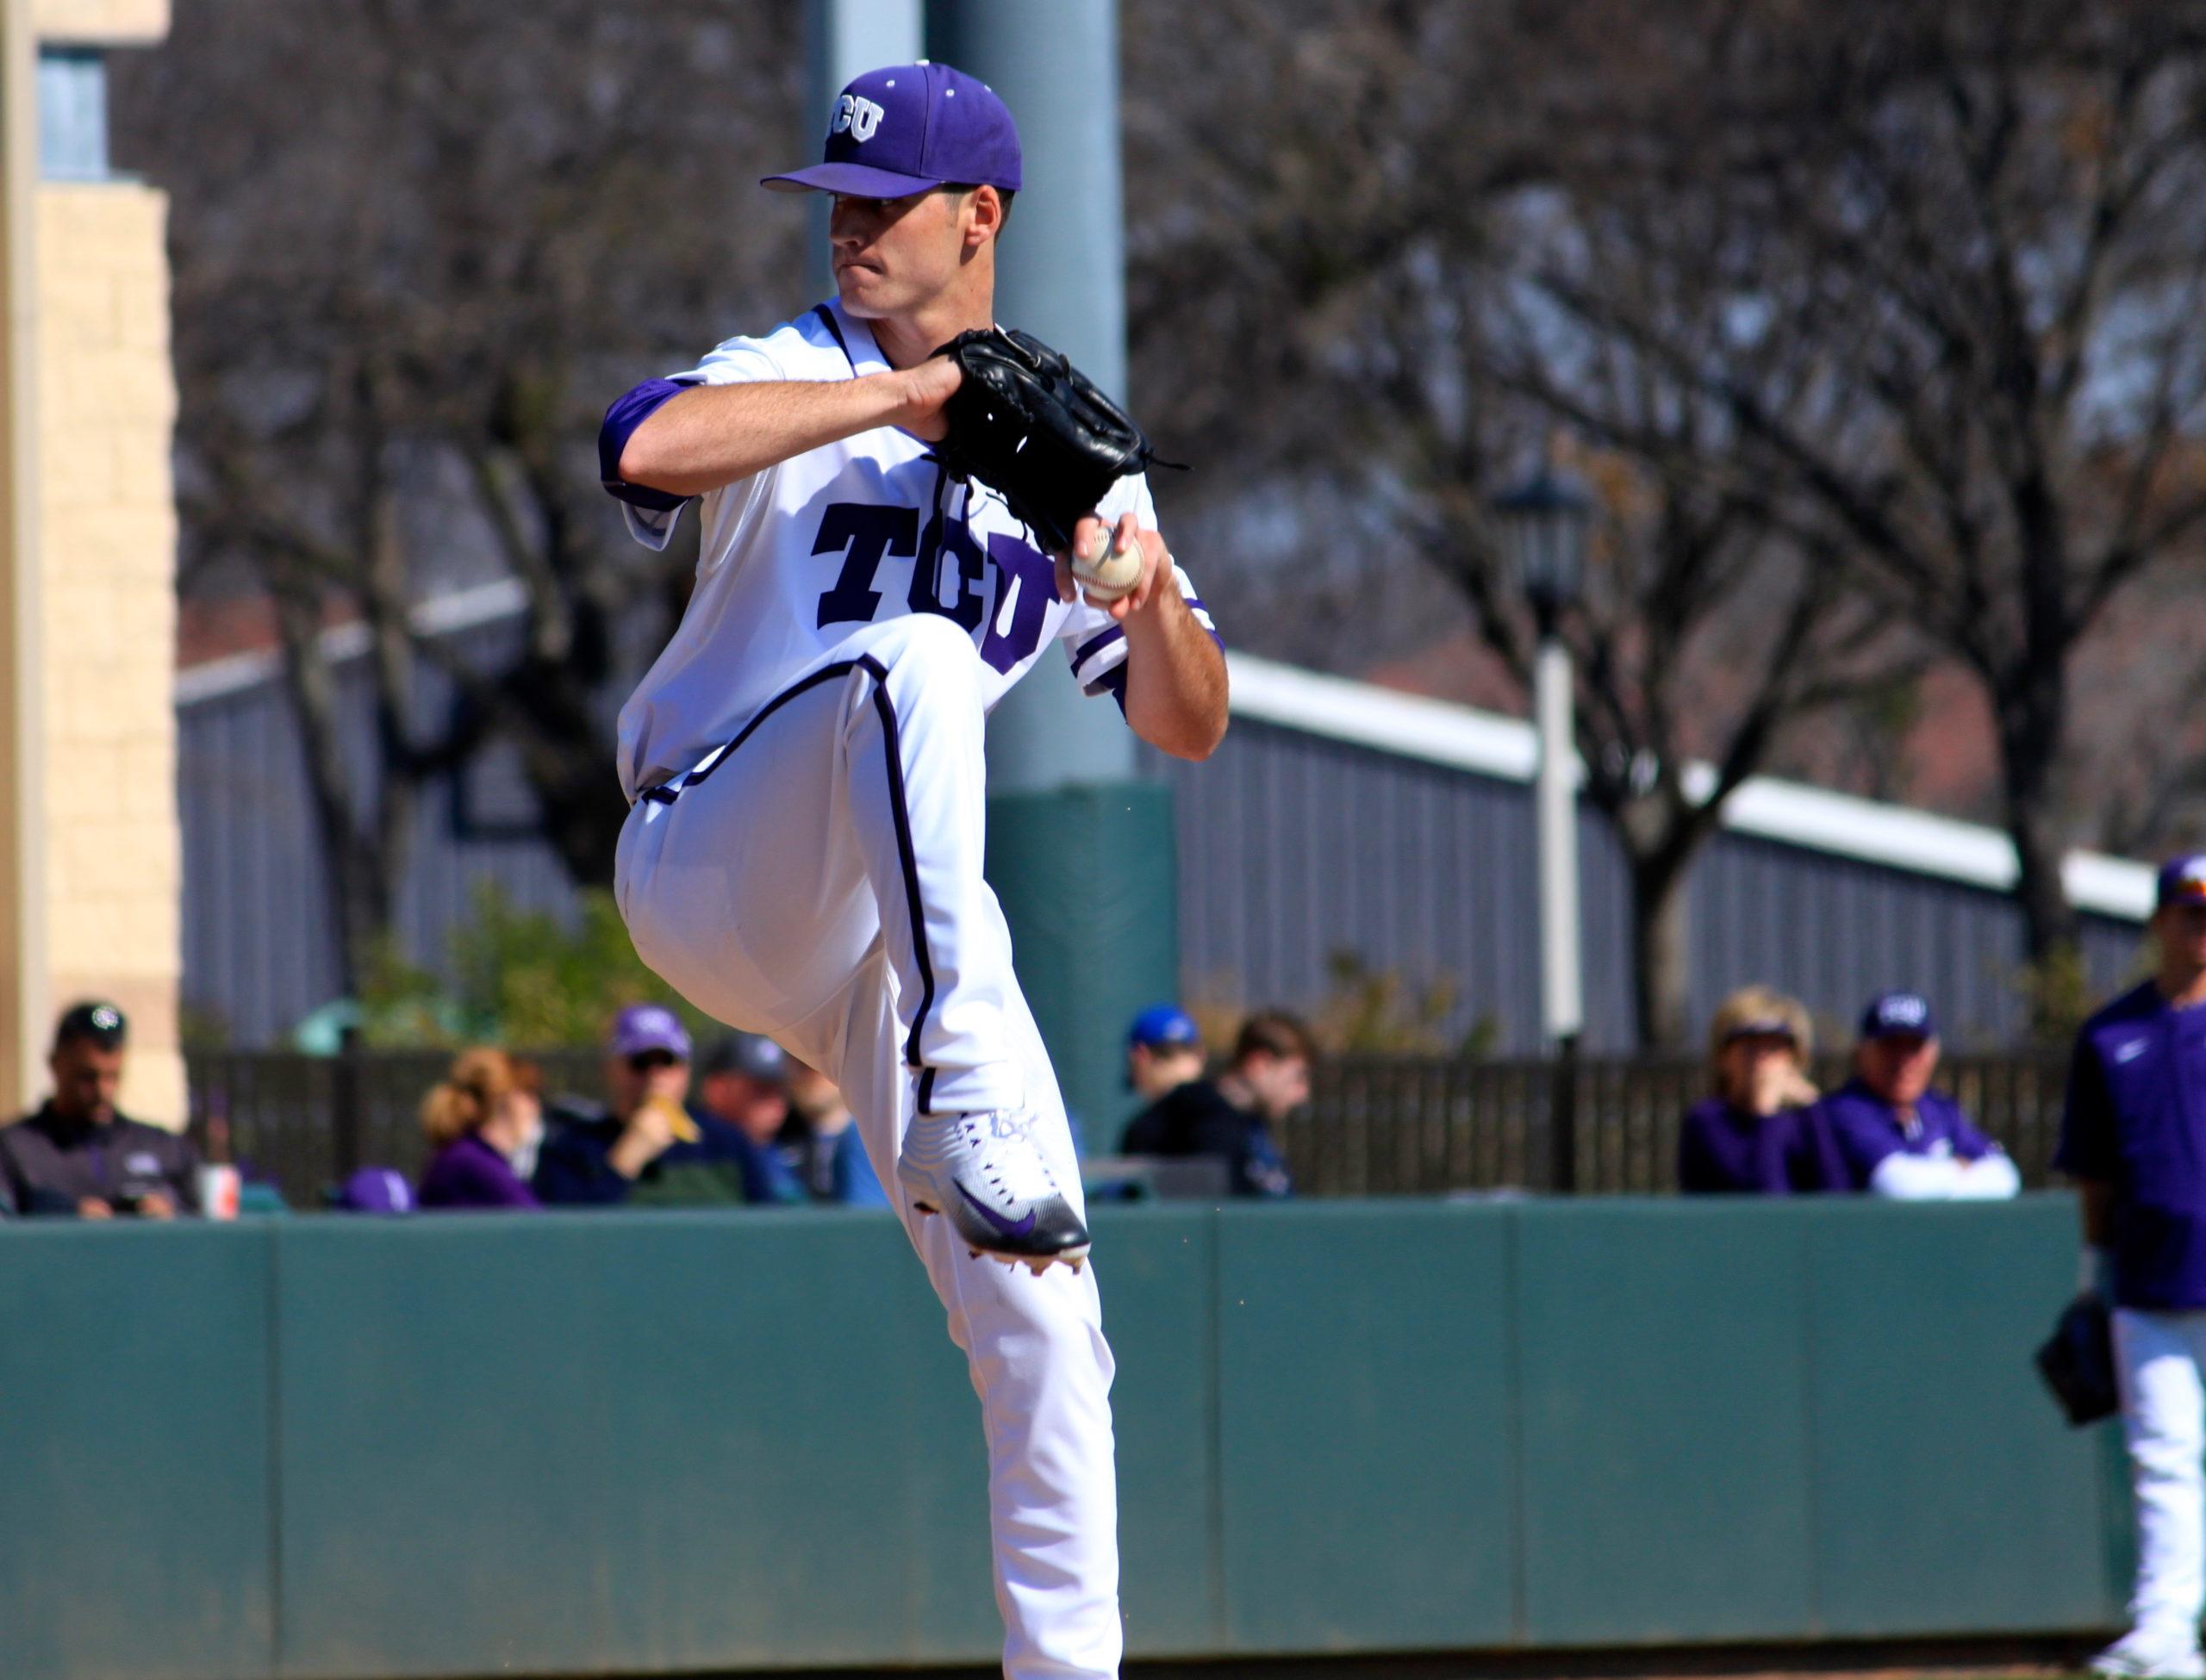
[1677,986,1836,1194]
[415,1048,545,1211]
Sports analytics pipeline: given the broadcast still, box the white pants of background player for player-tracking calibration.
[2116,1307,2206,1650]
[614,613,1121,1680]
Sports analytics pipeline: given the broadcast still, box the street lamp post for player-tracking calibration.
[1492,470,1592,1192]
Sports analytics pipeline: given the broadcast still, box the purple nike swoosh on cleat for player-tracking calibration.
[957,1182,1037,1238]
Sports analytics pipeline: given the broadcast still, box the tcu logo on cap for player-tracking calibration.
[1881,993,1929,1027]
[832,93,886,143]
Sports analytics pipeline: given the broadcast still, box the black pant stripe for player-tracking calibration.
[857,654,942,1086]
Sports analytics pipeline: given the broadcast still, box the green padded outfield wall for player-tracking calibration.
[0,1197,2128,1679]
[984,782,1180,1151]
[0,1223,274,1680]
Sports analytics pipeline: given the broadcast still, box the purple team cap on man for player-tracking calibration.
[2158,853,2206,909]
[762,61,1022,199]
[610,1003,692,1061]
[1858,991,1936,1042]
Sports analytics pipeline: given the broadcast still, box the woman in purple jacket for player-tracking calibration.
[1676,986,1837,1194]
[416,1048,545,1211]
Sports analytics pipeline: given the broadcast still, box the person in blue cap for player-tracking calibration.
[1810,991,2018,1198]
[1123,1003,1206,1105]
[1119,1010,1303,1198]
[2061,854,2206,1678]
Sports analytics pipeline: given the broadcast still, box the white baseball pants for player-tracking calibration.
[2116,1306,2206,1646]
[614,613,1122,1680]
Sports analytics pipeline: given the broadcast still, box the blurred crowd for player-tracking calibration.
[18,849,2206,1226]
[0,994,1320,1221]
[1675,984,2021,1202]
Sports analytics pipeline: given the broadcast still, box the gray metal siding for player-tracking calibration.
[178,625,582,1047]
[1164,720,1631,1052]
[180,650,2148,1052]
[1150,722,2144,1055]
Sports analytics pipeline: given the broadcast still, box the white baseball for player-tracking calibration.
[1071,532,1143,603]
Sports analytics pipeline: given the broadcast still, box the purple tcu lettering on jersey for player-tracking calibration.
[908,499,988,632]
[979,534,1055,675]
[815,502,1056,672]
[813,503,919,627]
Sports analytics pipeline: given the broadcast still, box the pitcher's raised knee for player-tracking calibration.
[871,613,987,694]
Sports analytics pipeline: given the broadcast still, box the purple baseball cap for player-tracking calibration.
[763,61,1022,199]
[2159,853,2206,909]
[335,1167,414,1216]
[1859,991,1936,1042]
[609,1003,692,1061]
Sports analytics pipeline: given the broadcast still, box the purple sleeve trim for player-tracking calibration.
[600,377,698,511]
[1100,659,1130,719]
[1073,625,1125,670]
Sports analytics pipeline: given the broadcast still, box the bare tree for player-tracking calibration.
[1503,0,2206,988]
[118,0,805,990]
[1124,2,1904,1046]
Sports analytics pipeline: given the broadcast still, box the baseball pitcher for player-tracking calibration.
[596,61,1227,1680]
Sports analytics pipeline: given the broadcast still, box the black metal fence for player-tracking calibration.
[185,1048,2077,1210]
[1287,1052,2074,1198]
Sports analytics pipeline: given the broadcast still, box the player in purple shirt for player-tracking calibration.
[1676,986,1836,1194]
[415,1048,545,1212]
[1810,992,2018,1199]
[2060,856,2206,1679]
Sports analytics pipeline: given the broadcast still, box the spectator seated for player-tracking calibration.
[415,1048,544,1212]
[1813,992,2019,1199]
[533,1005,755,1207]
[1677,986,1835,1195]
[0,1001,198,1218]
[1120,1009,1306,1198]
[781,1055,888,1207]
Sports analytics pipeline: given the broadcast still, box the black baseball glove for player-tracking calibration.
[926,327,1169,555]
[2035,1294,2118,1427]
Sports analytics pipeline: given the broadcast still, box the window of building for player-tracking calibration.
[37,47,109,183]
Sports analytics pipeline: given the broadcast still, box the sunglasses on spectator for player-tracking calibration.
[626,1050,682,1073]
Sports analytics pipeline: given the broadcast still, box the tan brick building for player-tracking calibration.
[1,0,182,1122]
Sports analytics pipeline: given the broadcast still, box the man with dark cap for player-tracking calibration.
[2061,854,2206,1678]
[0,1002,198,1217]
[533,1003,751,1206]
[696,1032,805,1206]
[1811,991,2018,1198]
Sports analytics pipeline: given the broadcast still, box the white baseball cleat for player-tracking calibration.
[900,1107,1090,1267]
[2092,1629,2206,1678]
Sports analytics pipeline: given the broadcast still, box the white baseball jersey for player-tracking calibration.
[615,297,1216,802]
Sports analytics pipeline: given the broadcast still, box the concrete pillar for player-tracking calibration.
[9,0,184,1123]
[804,0,924,299]
[927,0,1134,794]
[0,0,48,1111]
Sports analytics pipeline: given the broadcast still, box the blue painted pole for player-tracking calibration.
[928,0,1135,793]
[926,0,1178,1148]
